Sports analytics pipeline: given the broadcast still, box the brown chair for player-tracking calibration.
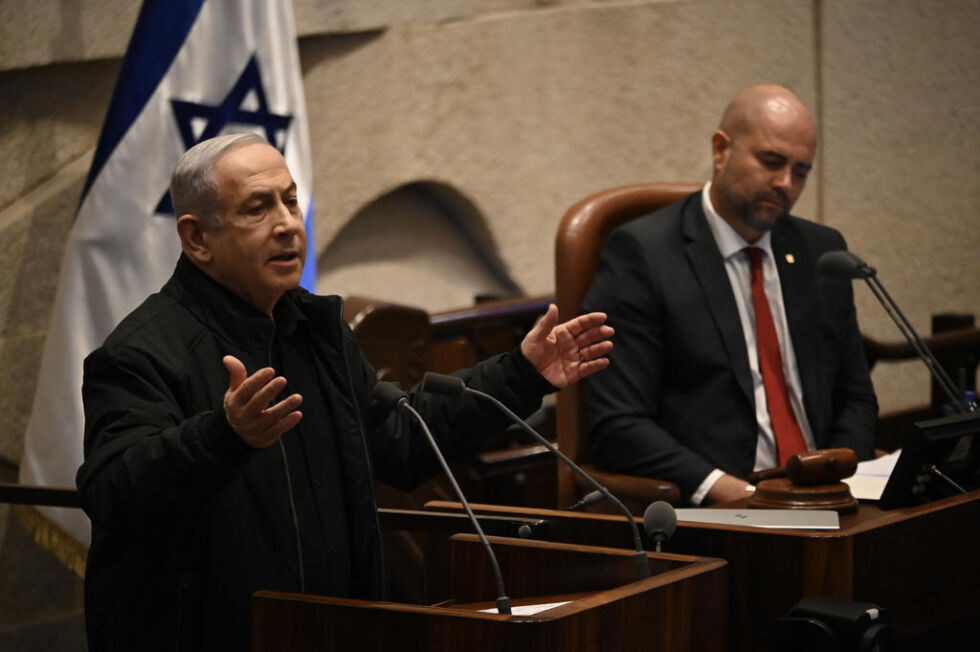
[554,182,702,512]
[343,295,433,388]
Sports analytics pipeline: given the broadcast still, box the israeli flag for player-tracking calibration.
[19,0,314,562]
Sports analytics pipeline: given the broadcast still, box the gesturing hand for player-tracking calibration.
[222,355,303,448]
[520,304,614,389]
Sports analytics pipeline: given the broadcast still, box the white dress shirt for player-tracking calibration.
[689,183,815,504]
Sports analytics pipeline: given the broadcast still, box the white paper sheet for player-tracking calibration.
[843,449,902,500]
[675,508,839,529]
[478,601,572,615]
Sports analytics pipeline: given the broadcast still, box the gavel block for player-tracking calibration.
[747,448,859,514]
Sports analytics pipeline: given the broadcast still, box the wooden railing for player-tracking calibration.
[864,313,980,450]
[0,482,79,507]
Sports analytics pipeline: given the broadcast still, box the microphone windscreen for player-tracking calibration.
[371,381,408,414]
[817,250,872,279]
[421,372,466,399]
[643,500,677,540]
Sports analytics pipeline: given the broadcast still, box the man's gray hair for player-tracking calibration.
[170,132,268,227]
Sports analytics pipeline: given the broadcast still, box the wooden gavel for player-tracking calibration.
[747,448,860,513]
[747,448,858,514]
[748,448,858,486]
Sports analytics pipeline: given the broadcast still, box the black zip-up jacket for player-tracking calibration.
[77,255,553,651]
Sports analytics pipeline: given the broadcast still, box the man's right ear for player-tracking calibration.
[710,130,732,174]
[177,214,213,264]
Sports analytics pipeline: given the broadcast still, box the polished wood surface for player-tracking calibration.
[251,534,727,652]
[746,478,858,513]
[785,448,858,485]
[426,490,980,651]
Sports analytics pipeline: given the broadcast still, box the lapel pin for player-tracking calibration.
[785,254,796,264]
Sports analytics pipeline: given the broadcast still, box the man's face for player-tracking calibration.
[203,143,306,315]
[711,109,816,240]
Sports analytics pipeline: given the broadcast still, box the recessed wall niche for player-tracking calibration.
[316,181,522,312]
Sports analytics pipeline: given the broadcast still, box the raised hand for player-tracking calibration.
[520,304,614,388]
[222,355,303,448]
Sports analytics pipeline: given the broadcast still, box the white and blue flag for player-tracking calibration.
[19,0,314,568]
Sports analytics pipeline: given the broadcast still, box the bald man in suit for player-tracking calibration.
[583,85,877,505]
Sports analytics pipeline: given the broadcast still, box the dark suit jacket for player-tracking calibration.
[583,191,877,501]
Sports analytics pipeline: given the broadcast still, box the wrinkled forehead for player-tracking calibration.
[214,143,295,199]
[215,143,289,181]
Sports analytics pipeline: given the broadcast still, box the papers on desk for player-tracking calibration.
[479,601,571,615]
[675,508,839,530]
[843,449,901,501]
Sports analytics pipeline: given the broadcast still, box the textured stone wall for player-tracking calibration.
[305,0,818,307]
[820,0,980,410]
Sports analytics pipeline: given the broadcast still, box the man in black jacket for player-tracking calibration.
[77,133,613,651]
[583,85,877,506]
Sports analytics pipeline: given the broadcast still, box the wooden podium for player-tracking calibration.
[424,490,980,652]
[252,534,726,651]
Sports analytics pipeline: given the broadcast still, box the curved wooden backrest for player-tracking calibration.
[554,182,701,507]
[344,296,433,388]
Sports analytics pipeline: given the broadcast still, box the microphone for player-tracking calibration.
[816,250,876,279]
[420,372,651,581]
[371,381,512,614]
[817,250,968,414]
[642,501,677,553]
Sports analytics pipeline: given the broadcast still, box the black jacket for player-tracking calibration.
[584,192,877,501]
[77,255,552,651]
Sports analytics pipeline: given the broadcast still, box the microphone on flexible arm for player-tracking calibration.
[420,372,652,581]
[371,381,512,614]
[817,250,969,415]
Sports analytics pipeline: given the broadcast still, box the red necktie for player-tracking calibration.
[745,247,807,466]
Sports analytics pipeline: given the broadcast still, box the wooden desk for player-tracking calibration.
[426,490,980,651]
[253,534,727,652]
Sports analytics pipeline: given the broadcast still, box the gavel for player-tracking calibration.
[749,448,858,486]
[746,448,860,513]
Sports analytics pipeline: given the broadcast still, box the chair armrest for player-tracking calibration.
[475,443,554,470]
[575,464,680,511]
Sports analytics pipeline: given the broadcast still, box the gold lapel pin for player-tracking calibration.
[785,254,796,264]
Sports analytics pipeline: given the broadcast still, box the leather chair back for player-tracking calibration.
[554,182,701,509]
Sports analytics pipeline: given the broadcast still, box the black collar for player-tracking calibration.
[168,254,309,351]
